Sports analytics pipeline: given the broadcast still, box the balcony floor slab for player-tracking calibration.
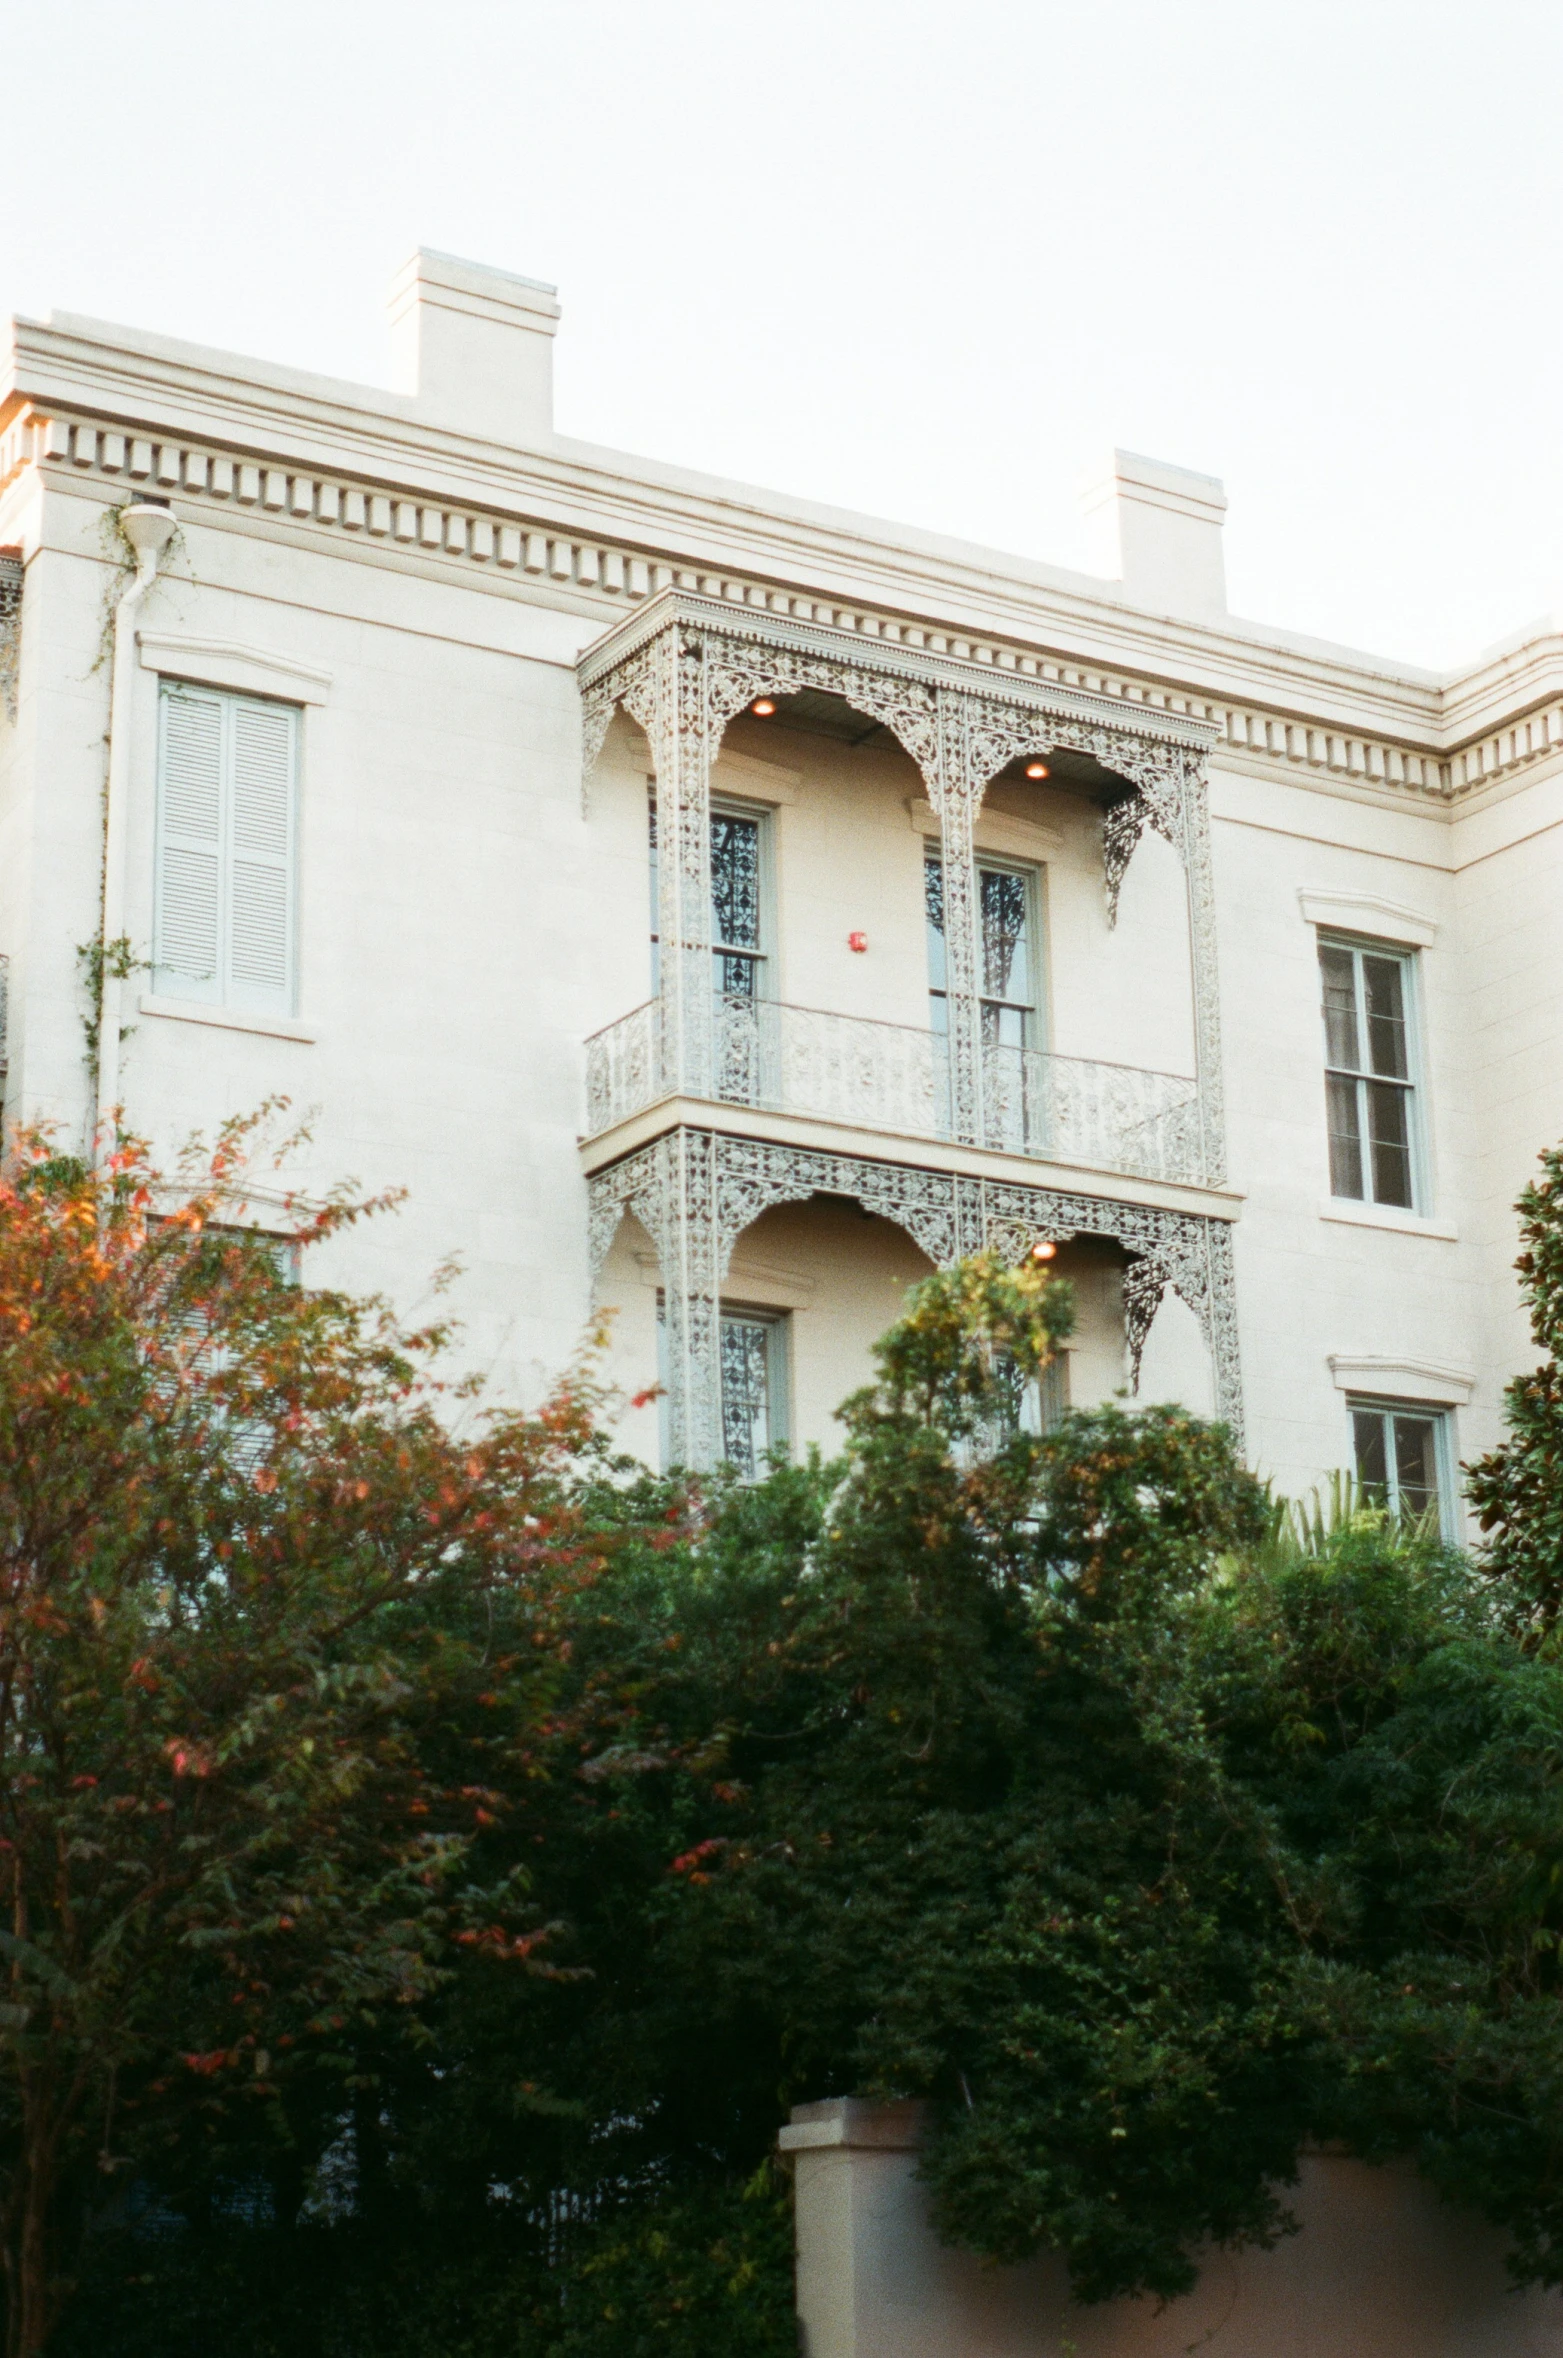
[578,1094,1244,1223]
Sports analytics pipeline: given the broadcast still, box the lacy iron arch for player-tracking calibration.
[588,1128,1243,1463]
[578,592,1226,1183]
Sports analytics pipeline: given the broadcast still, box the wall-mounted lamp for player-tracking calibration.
[847,931,868,953]
[1030,1239,1058,1261]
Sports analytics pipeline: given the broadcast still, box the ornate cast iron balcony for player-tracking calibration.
[585,996,1206,1188]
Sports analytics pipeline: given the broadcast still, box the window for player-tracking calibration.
[154,682,298,1014]
[719,1308,789,1476]
[994,1347,1070,1436]
[1319,937,1421,1209]
[648,790,768,1000]
[655,1300,790,1477]
[925,854,1039,1046]
[1349,1397,1454,1535]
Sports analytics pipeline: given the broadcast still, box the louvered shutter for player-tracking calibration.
[228,699,296,1009]
[154,686,223,997]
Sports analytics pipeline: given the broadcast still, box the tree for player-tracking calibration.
[537,1253,1563,2306]
[46,1235,1563,2348]
[0,1119,600,2356]
[1466,1141,1563,1635]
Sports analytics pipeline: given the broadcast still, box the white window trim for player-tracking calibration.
[138,992,317,1045]
[711,746,802,800]
[908,797,1062,859]
[1318,1199,1457,1241]
[1329,1353,1474,1407]
[1317,929,1431,1215]
[139,632,332,706]
[1299,887,1437,948]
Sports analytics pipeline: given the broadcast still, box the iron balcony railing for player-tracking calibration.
[585,995,1206,1187]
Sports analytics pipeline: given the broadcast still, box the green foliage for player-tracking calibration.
[55,2168,794,2358]
[0,1118,608,2355]
[26,1224,1563,2346]
[1467,1142,1563,1637]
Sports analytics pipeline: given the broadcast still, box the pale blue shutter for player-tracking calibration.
[227,699,296,1010]
[154,686,223,998]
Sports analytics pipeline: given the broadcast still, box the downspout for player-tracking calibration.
[95,500,177,1158]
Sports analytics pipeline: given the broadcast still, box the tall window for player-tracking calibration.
[648,792,767,999]
[1349,1397,1452,1534]
[154,682,298,1015]
[657,1300,790,1477]
[925,854,1038,1044]
[1319,938,1420,1209]
[720,1308,789,1476]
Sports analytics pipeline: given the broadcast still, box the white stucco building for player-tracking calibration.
[2,250,1558,1526]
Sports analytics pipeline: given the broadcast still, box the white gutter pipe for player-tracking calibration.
[95,500,177,1158]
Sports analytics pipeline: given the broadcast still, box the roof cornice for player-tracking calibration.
[5,309,1562,803]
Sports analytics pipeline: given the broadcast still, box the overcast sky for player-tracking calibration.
[3,0,1558,670]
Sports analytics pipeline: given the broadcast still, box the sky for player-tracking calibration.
[2,0,1559,671]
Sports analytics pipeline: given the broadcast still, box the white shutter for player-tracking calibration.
[154,686,223,997]
[228,699,296,1008]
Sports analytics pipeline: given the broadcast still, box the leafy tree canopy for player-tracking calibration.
[18,1155,1563,2353]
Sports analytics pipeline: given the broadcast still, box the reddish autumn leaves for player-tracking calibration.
[0,1118,606,2358]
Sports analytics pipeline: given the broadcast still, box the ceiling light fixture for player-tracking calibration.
[1030,1240,1058,1261]
[751,698,776,717]
[1025,761,1050,780]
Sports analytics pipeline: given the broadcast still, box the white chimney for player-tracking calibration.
[388,249,560,446]
[1078,449,1228,620]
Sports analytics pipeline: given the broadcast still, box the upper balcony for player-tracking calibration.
[586,993,1206,1188]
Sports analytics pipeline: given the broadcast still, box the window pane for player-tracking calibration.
[720,1315,772,1477]
[1320,945,1360,1071]
[711,814,761,951]
[1353,1409,1389,1503]
[1362,955,1409,1080]
[980,868,1032,1007]
[982,1003,1027,1050]
[1366,1080,1414,1208]
[716,952,759,999]
[924,857,947,993]
[1326,1073,1365,1198]
[1392,1414,1439,1520]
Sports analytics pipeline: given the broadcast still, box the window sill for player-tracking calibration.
[139,994,317,1045]
[1318,1198,1456,1241]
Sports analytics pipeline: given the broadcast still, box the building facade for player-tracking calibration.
[2,250,1560,1524]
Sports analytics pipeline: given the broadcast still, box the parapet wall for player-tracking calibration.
[780,2099,1563,2358]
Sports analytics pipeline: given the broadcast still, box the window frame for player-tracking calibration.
[654,1296,792,1476]
[1316,930,1429,1214]
[152,678,300,1018]
[1345,1393,1458,1541]
[648,784,776,1004]
[925,846,1045,1051]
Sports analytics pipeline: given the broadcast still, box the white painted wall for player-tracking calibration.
[784,2100,1563,2358]
[3,284,1562,1511]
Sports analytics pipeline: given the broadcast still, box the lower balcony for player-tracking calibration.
[585,995,1206,1188]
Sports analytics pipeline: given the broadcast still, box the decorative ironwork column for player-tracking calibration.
[586,1128,724,1467]
[584,622,716,1101]
[0,553,21,726]
[1101,746,1226,1187]
[929,693,987,1147]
